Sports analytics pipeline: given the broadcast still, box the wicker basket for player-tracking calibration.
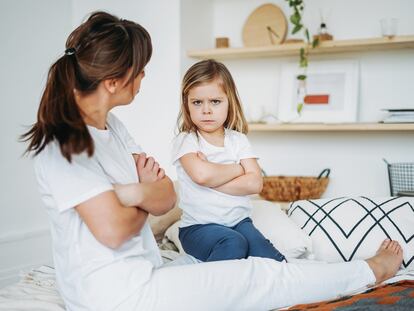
[260,169,330,202]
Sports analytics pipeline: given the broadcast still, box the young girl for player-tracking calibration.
[22,11,402,311]
[172,59,286,263]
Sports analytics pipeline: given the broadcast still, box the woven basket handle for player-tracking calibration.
[317,168,330,179]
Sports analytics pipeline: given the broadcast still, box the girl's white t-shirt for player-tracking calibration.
[34,113,162,311]
[171,129,258,228]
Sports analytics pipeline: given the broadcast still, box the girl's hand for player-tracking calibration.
[136,153,165,183]
[197,151,208,161]
[197,151,245,174]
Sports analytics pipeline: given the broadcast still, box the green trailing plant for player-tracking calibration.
[286,0,319,114]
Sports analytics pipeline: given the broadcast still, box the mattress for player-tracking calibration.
[1,260,413,311]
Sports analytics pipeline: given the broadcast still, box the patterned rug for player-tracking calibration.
[286,280,414,310]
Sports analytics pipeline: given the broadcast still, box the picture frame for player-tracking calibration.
[277,60,359,123]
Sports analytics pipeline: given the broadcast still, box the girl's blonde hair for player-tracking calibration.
[177,59,248,134]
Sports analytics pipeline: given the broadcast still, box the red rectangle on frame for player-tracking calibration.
[304,94,330,105]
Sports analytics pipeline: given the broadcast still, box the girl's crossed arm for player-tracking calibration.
[213,158,263,196]
[179,152,244,188]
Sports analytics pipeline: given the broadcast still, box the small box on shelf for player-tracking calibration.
[215,37,229,48]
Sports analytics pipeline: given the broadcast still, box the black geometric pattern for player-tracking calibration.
[288,196,414,268]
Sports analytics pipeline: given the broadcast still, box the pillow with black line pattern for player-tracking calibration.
[288,196,413,269]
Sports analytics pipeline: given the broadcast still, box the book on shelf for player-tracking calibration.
[381,108,414,123]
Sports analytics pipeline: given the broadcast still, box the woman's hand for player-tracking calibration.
[118,153,175,216]
[113,183,142,207]
[135,152,165,183]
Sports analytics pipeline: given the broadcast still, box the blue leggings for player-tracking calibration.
[179,217,286,262]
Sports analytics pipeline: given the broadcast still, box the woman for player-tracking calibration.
[22,11,403,311]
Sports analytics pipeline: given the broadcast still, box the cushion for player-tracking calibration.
[165,199,312,259]
[288,196,414,269]
[149,207,182,241]
[165,221,185,254]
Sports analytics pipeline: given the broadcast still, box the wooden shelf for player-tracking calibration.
[248,123,414,132]
[188,35,414,59]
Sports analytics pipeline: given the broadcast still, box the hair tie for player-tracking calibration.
[65,47,76,56]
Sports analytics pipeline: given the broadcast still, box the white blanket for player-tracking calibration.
[0,265,64,310]
[1,259,413,311]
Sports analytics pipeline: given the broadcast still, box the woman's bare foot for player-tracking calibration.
[365,239,403,284]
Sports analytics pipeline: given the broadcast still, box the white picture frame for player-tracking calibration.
[277,60,359,123]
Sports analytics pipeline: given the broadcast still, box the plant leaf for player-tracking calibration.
[300,57,308,68]
[290,12,301,25]
[297,74,307,80]
[292,24,302,34]
[305,29,310,43]
[286,0,294,7]
[299,48,308,67]
[297,103,304,114]
[312,37,320,48]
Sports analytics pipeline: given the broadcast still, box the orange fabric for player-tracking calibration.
[287,280,414,311]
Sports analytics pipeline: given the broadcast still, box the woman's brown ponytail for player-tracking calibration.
[21,11,152,162]
[22,53,92,162]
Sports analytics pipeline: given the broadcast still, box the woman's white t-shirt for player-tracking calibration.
[171,129,257,228]
[34,113,162,311]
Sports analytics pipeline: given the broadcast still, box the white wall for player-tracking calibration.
[202,0,414,197]
[73,0,181,179]
[0,0,72,287]
[180,0,213,75]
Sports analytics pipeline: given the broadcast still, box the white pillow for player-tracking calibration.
[165,199,312,260]
[165,221,185,254]
[288,196,414,269]
[250,199,312,259]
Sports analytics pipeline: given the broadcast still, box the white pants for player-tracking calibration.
[125,256,375,311]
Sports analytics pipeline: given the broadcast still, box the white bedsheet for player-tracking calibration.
[0,265,64,311]
[0,249,181,311]
[1,258,413,311]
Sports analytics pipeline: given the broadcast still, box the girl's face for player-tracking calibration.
[187,79,229,135]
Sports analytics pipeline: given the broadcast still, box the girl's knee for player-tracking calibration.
[220,234,248,259]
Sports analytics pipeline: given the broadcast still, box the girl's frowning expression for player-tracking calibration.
[187,79,229,135]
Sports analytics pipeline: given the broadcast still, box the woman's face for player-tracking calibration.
[116,68,146,106]
[131,69,145,95]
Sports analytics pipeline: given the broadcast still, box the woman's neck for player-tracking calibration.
[76,91,111,130]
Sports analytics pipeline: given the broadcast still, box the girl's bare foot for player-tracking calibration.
[365,239,403,284]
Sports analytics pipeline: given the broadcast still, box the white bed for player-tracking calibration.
[1,260,413,311]
[1,197,412,310]
[0,248,181,311]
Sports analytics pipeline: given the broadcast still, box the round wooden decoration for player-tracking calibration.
[242,3,288,47]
